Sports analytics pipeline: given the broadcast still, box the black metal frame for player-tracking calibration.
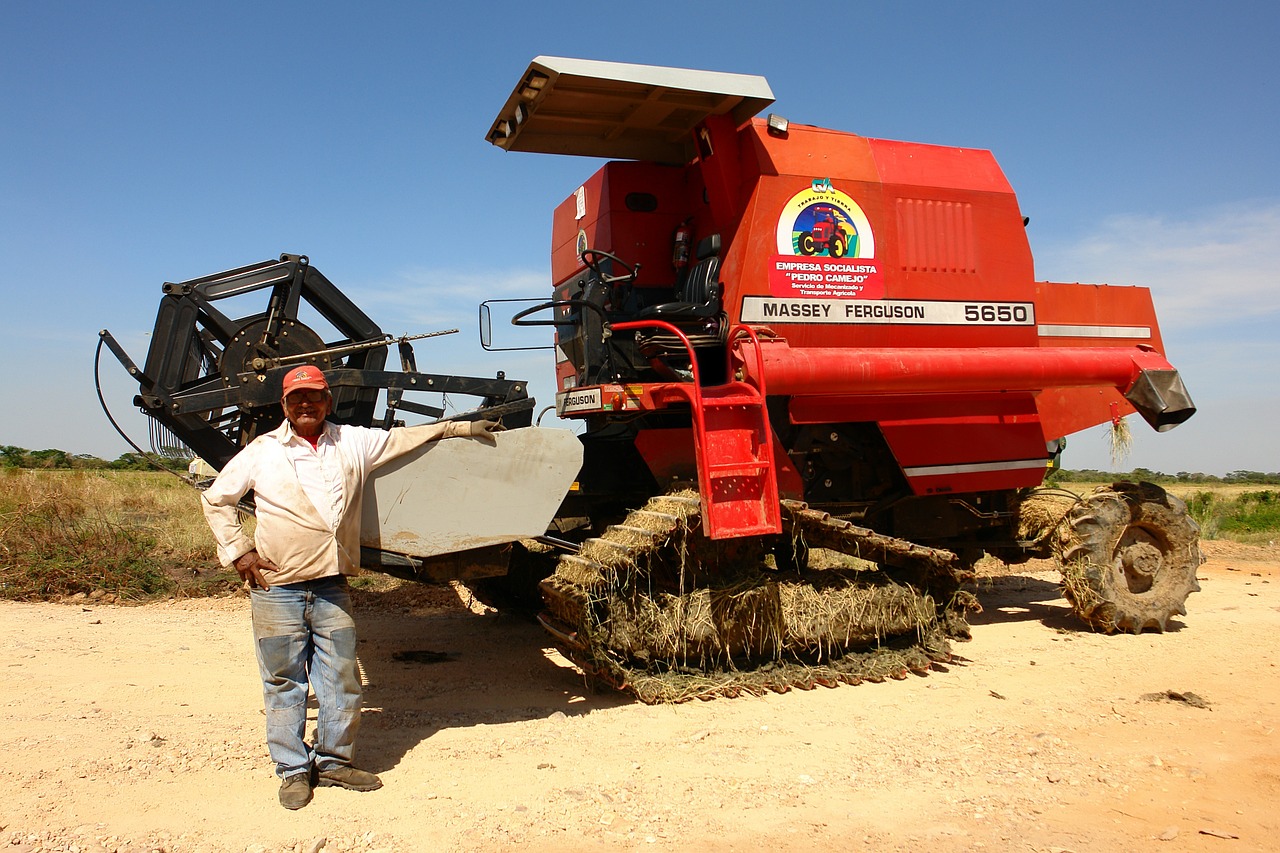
[105,254,533,470]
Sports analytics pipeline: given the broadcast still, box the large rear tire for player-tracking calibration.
[1056,482,1202,633]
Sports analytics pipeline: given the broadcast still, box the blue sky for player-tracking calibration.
[2,1,1276,475]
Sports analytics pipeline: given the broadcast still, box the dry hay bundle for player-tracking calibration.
[541,488,955,703]
[595,569,937,670]
[781,572,938,654]
[1015,491,1080,542]
[1109,416,1133,468]
[1058,555,1104,617]
[598,576,782,665]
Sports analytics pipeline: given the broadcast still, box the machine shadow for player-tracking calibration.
[964,572,1190,635]
[348,596,629,776]
[966,574,1080,631]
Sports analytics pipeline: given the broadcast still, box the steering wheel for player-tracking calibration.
[580,248,638,288]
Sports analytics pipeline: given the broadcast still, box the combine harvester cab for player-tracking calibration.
[488,57,1201,702]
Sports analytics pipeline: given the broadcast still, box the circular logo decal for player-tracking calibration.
[775,181,875,259]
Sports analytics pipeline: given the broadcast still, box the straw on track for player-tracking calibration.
[539,491,971,704]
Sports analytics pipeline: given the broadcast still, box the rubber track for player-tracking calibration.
[538,495,961,703]
[780,500,959,575]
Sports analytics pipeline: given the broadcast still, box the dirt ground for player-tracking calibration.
[2,540,1278,853]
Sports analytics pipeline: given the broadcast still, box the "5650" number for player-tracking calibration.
[963,304,1031,324]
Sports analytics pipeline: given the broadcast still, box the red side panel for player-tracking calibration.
[726,122,1039,353]
[550,161,699,290]
[634,427,806,500]
[870,136,1037,330]
[1034,281,1164,438]
[551,169,605,286]
[790,393,1048,495]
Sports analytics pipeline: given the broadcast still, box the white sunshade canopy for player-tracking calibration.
[487,56,775,164]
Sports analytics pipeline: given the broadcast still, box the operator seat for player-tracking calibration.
[632,234,726,383]
[635,234,723,321]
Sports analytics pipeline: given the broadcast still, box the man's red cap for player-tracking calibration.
[281,364,329,396]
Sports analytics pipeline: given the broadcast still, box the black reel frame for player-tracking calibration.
[100,253,533,470]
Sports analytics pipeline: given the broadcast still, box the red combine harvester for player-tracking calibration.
[102,57,1201,704]
[485,57,1200,700]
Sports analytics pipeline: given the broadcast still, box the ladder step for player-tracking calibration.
[561,554,599,572]
[708,461,770,473]
[586,537,631,552]
[612,524,657,534]
[694,378,780,538]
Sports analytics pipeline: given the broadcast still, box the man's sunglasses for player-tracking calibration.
[285,390,330,404]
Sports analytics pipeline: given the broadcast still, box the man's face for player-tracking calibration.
[282,389,332,436]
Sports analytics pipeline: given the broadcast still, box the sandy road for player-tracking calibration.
[1,540,1278,852]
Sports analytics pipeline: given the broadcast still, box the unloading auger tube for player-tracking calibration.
[537,490,974,704]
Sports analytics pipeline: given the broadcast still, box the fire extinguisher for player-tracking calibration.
[672,220,692,270]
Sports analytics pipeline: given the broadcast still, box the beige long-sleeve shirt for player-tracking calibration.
[201,418,474,585]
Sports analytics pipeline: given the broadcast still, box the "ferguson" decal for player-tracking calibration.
[556,387,602,415]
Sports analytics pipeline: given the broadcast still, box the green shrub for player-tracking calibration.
[1218,490,1280,534]
[1178,489,1280,542]
[1185,490,1221,540]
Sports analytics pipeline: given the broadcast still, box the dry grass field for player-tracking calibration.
[2,469,1276,603]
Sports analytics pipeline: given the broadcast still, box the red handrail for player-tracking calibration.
[610,319,711,455]
[608,320,779,536]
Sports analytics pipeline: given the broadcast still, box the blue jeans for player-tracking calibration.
[250,575,362,779]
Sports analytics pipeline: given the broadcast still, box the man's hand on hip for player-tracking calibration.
[234,550,279,590]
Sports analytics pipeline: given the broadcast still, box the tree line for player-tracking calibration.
[1,445,190,472]
[1047,467,1280,485]
[5,442,1277,485]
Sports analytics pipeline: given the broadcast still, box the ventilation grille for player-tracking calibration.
[896,198,976,273]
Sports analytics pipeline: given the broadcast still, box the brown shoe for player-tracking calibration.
[279,773,313,809]
[316,765,382,792]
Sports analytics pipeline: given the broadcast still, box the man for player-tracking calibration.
[201,364,499,810]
